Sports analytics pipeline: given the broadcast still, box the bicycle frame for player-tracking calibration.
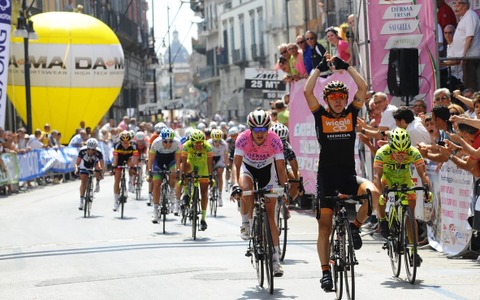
[83,168,97,218]
[156,167,172,234]
[183,168,209,240]
[118,164,129,219]
[382,184,428,284]
[323,190,372,300]
[209,168,219,217]
[244,184,284,295]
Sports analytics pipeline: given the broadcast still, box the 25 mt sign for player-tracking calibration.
[244,68,286,91]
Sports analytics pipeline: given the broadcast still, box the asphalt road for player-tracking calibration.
[0,176,479,300]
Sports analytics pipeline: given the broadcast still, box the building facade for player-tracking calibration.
[190,0,350,122]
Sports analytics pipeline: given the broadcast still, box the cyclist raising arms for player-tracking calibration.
[111,130,139,211]
[208,129,229,206]
[230,108,288,277]
[304,55,380,291]
[148,128,181,222]
[74,138,105,210]
[180,129,214,231]
[374,128,432,265]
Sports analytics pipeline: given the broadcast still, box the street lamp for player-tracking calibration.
[13,0,38,135]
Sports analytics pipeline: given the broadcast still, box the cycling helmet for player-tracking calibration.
[211,129,223,141]
[184,127,194,140]
[323,81,349,99]
[271,123,289,140]
[220,121,227,128]
[209,121,218,129]
[197,122,206,131]
[161,128,175,140]
[228,126,239,136]
[227,121,236,127]
[129,130,135,139]
[86,138,98,149]
[154,122,167,133]
[238,124,247,132]
[135,131,145,141]
[388,128,411,151]
[247,108,271,128]
[190,129,205,142]
[120,130,131,141]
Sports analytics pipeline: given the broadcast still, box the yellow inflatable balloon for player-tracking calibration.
[8,12,125,143]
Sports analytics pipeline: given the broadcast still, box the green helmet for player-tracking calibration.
[190,129,205,142]
[388,128,411,151]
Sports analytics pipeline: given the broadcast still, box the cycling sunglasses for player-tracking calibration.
[252,127,268,133]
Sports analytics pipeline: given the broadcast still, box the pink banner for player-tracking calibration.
[289,73,357,194]
[368,0,438,110]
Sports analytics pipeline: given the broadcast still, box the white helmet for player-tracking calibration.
[228,126,239,136]
[209,121,218,129]
[271,123,289,140]
[238,124,247,132]
[227,121,236,127]
[135,131,145,141]
[220,121,227,128]
[86,138,98,149]
[154,122,167,133]
[184,127,194,139]
[197,122,206,130]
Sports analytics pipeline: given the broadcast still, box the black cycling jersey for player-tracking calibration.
[312,102,359,174]
[282,140,297,164]
[226,137,235,161]
[77,146,103,169]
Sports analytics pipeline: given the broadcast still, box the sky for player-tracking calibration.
[148,0,199,57]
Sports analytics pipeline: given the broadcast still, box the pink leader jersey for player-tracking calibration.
[234,129,285,169]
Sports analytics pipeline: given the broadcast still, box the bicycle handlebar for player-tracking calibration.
[321,189,373,218]
[242,187,284,197]
[382,184,429,196]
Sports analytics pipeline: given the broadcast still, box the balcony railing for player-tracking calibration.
[197,66,220,83]
[232,49,248,68]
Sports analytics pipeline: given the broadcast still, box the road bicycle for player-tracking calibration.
[244,182,285,295]
[381,184,429,284]
[154,166,172,234]
[275,177,304,262]
[181,167,209,240]
[83,168,100,218]
[209,168,220,217]
[134,162,144,200]
[118,164,129,219]
[321,189,372,300]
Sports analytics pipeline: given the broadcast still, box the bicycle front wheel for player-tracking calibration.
[402,206,418,284]
[387,211,402,277]
[161,182,169,234]
[330,221,343,300]
[84,177,93,218]
[135,177,142,200]
[276,198,288,262]
[209,186,218,217]
[262,211,274,294]
[343,219,356,300]
[192,188,199,240]
[252,214,264,287]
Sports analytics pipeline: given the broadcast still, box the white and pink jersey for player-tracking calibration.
[234,129,284,169]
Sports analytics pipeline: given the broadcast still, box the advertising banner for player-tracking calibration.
[367,0,437,109]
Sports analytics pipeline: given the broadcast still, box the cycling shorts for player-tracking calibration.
[152,152,176,180]
[185,160,209,183]
[213,156,226,168]
[241,162,280,190]
[317,172,368,210]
